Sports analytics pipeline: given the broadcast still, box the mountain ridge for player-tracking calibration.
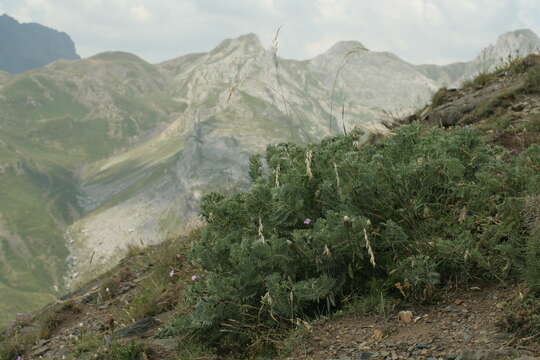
[416,29,540,86]
[0,14,80,73]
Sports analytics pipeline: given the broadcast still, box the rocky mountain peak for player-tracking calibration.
[322,40,368,57]
[477,28,540,64]
[498,28,539,42]
[0,14,80,73]
[236,32,261,45]
[0,13,17,24]
[210,33,264,56]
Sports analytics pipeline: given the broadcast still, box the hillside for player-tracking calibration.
[1,28,540,331]
[0,14,80,73]
[417,29,540,87]
[2,54,540,360]
[0,52,182,325]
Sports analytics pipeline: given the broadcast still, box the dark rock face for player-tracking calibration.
[0,14,80,73]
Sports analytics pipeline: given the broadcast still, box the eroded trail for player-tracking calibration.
[286,285,540,360]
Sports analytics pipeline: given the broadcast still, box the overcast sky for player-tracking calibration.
[0,0,539,65]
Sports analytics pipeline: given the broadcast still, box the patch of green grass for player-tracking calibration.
[0,331,39,360]
[3,75,88,125]
[524,65,540,94]
[127,283,168,321]
[474,100,497,119]
[126,234,202,322]
[431,87,449,107]
[494,54,530,76]
[275,325,312,359]
[525,114,540,133]
[98,268,134,302]
[0,171,70,291]
[0,150,84,328]
[463,72,496,89]
[176,342,216,360]
[39,301,81,339]
[96,341,149,360]
[72,333,104,356]
[91,51,159,76]
[472,89,519,122]
[0,282,54,327]
[492,114,514,132]
[497,292,540,342]
[341,287,397,319]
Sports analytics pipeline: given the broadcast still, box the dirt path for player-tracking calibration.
[287,285,540,360]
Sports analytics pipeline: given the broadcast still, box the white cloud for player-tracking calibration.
[26,0,46,7]
[130,5,151,23]
[315,0,348,23]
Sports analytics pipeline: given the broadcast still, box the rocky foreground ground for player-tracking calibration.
[286,285,539,360]
[3,254,539,359]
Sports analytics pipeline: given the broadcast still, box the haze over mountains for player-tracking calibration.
[0,15,539,326]
[0,14,80,73]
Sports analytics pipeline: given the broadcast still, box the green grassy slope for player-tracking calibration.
[0,53,182,327]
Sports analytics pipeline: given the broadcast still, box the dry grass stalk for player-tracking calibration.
[523,195,540,231]
[275,164,281,187]
[328,44,368,131]
[258,216,266,244]
[364,226,376,267]
[305,150,313,179]
[333,162,341,198]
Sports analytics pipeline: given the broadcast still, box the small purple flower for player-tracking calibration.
[191,275,198,281]
[304,218,312,225]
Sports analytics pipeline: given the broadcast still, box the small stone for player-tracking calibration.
[113,316,160,338]
[398,310,413,323]
[357,352,374,360]
[372,328,384,341]
[444,305,462,313]
[31,345,51,357]
[151,338,178,352]
[15,313,33,324]
[512,103,525,111]
[495,301,507,309]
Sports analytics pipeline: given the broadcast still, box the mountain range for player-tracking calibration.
[0,14,80,73]
[0,23,539,326]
